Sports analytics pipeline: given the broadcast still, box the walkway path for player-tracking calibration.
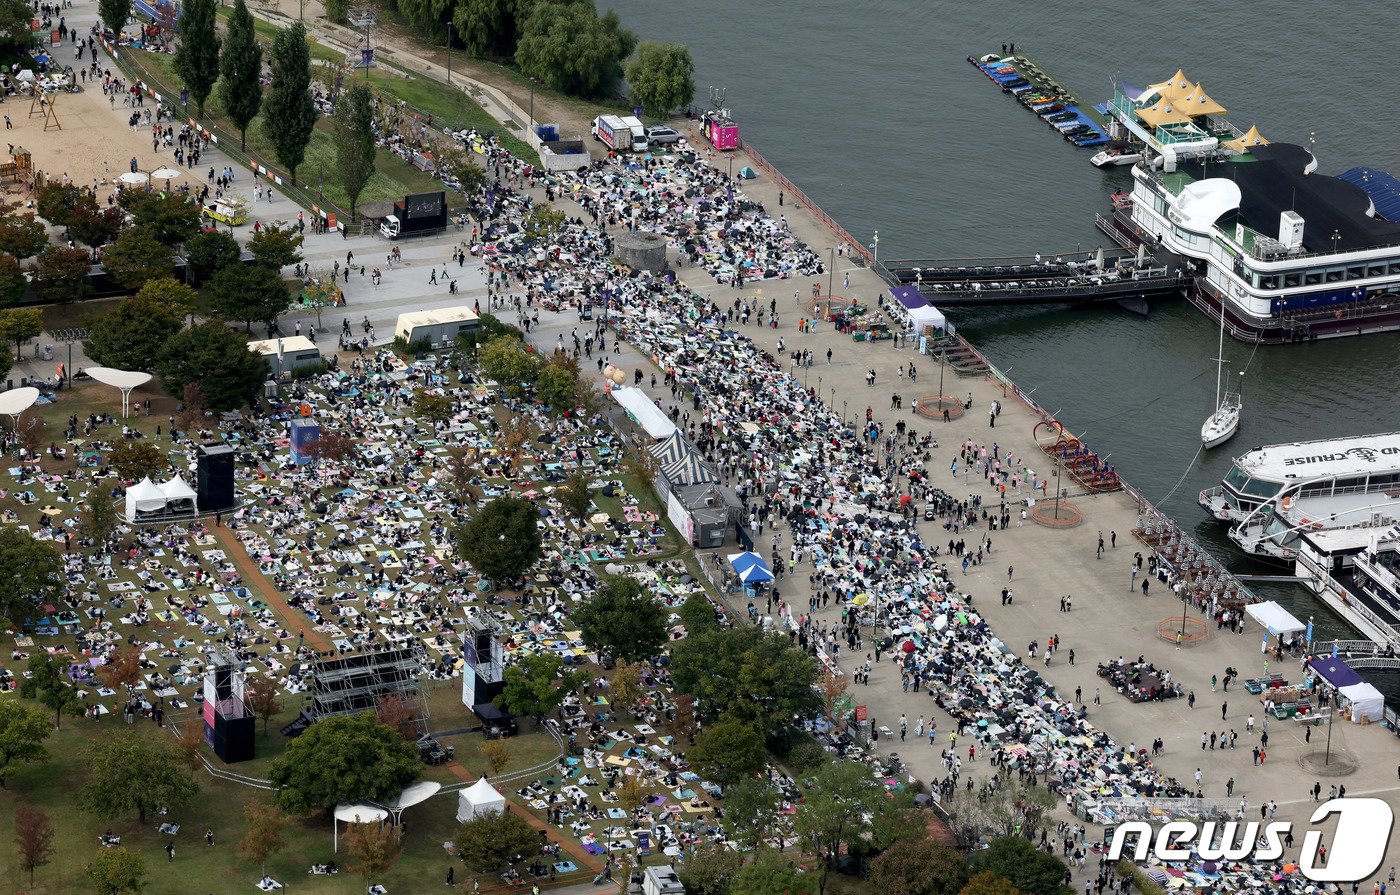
[212,524,335,654]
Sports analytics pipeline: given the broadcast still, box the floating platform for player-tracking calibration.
[967,51,1108,148]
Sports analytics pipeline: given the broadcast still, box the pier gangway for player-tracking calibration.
[1310,640,1400,671]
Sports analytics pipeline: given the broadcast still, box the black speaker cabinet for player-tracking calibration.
[196,444,236,512]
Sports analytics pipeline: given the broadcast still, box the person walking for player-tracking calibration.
[165,843,175,862]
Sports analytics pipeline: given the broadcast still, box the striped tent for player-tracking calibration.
[661,450,719,487]
[648,431,688,466]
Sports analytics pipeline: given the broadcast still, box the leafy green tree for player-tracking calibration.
[78,493,122,546]
[625,41,694,116]
[495,654,581,725]
[346,820,403,889]
[721,779,782,852]
[961,873,1028,895]
[477,336,538,396]
[174,0,220,115]
[535,363,577,414]
[677,841,741,895]
[322,0,350,24]
[734,849,815,895]
[970,839,1071,895]
[452,0,531,56]
[521,205,566,243]
[236,802,291,877]
[455,495,542,583]
[107,439,168,483]
[98,0,132,33]
[263,22,317,184]
[445,153,490,195]
[558,469,592,520]
[135,276,199,318]
[670,626,821,738]
[571,575,667,663]
[335,83,376,219]
[794,761,886,895]
[453,809,538,874]
[35,182,90,229]
[412,388,454,423]
[870,837,969,895]
[19,653,81,730]
[207,263,292,331]
[248,222,305,270]
[0,252,27,308]
[0,0,36,63]
[678,591,718,634]
[101,230,174,290]
[218,0,263,150]
[79,734,199,824]
[68,204,124,249]
[118,191,203,246]
[0,307,41,358]
[84,294,185,371]
[14,804,56,887]
[0,213,48,258]
[267,713,422,815]
[31,245,93,304]
[185,230,242,283]
[515,0,636,98]
[86,846,147,895]
[690,717,764,787]
[0,343,12,382]
[0,700,50,787]
[0,528,62,629]
[157,321,269,411]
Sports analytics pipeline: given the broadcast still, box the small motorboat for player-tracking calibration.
[1090,142,1144,168]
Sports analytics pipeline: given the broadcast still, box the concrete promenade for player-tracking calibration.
[521,145,1400,880]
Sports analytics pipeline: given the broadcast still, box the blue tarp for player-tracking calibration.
[1308,656,1365,689]
[1337,166,1400,223]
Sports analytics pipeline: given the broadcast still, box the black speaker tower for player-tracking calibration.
[196,443,236,512]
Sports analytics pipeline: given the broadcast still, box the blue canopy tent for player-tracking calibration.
[727,551,773,583]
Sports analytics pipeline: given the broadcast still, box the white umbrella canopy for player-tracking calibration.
[150,167,181,180]
[117,171,148,185]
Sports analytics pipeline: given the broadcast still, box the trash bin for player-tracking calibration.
[41,344,53,361]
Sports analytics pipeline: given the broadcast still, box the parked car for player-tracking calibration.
[646,125,682,146]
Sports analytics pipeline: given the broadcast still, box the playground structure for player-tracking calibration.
[0,147,33,182]
[1033,419,1122,493]
[29,91,61,131]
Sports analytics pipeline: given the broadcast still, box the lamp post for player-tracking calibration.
[1332,230,1340,255]
[871,230,880,267]
[1053,452,1064,520]
[937,348,946,412]
[842,400,847,426]
[445,20,453,87]
[52,327,87,385]
[828,246,835,302]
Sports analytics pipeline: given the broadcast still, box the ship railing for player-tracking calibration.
[1354,551,1400,597]
[1299,555,1398,641]
[1312,639,1388,656]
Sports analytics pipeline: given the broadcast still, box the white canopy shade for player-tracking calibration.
[1340,682,1385,722]
[1244,600,1305,636]
[151,167,182,180]
[0,386,39,416]
[86,367,153,389]
[125,477,166,521]
[384,780,441,811]
[333,803,388,824]
[117,171,148,185]
[160,476,196,503]
[907,304,947,333]
[610,386,677,440]
[456,777,505,822]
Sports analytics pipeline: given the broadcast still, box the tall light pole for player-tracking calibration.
[52,327,87,385]
[828,246,834,302]
[871,230,880,267]
[528,77,537,135]
[445,19,453,87]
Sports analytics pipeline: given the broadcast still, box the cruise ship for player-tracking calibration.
[1295,528,1400,646]
[1096,69,1400,342]
[1199,431,1400,526]
[1229,489,1400,562]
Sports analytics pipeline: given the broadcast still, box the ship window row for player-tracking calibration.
[1246,261,1400,291]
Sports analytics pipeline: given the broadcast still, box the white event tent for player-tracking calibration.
[456,776,506,822]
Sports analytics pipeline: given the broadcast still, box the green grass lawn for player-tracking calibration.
[0,710,473,895]
[215,5,347,65]
[356,67,536,159]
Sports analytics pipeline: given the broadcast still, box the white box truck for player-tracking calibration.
[592,114,648,152]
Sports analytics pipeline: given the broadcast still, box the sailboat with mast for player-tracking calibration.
[1201,302,1242,449]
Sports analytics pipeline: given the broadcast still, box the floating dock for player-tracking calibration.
[967,50,1109,148]
[879,250,1186,307]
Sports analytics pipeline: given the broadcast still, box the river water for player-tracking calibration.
[610,0,1400,687]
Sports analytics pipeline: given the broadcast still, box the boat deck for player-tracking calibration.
[966,50,1108,148]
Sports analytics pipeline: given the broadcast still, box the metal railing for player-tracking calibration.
[739,139,876,267]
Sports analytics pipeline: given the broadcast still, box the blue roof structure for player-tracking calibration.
[1337,166,1400,222]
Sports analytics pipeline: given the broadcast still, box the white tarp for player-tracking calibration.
[610,386,677,439]
[1245,600,1305,636]
[160,476,197,504]
[457,777,506,822]
[1340,682,1385,723]
[907,304,947,334]
[125,477,166,520]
